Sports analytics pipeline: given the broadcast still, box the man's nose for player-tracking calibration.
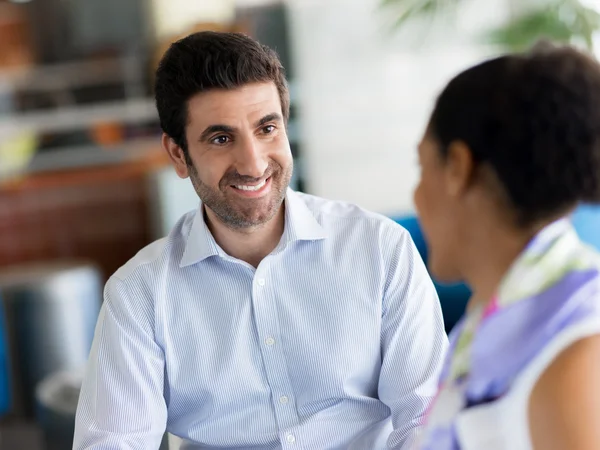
[234,137,268,179]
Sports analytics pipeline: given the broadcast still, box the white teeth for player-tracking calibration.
[235,179,267,191]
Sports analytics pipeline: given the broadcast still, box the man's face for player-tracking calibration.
[165,82,293,230]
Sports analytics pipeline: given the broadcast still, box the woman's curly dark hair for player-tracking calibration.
[429,41,600,226]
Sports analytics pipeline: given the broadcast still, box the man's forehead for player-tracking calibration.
[187,82,281,120]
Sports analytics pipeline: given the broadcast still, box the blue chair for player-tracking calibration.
[0,295,10,416]
[393,204,600,333]
[572,205,600,251]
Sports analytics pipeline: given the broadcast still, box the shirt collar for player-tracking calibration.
[179,208,222,267]
[281,188,328,243]
[180,188,327,268]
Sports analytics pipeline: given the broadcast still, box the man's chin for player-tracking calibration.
[211,189,286,229]
[234,210,278,229]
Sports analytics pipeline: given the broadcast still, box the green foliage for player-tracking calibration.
[380,0,464,29]
[381,0,600,51]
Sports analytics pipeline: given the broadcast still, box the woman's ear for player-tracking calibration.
[444,140,475,198]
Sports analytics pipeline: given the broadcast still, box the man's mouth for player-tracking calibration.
[229,176,272,197]
[233,178,268,191]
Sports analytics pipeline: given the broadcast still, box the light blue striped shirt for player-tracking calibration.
[74,189,447,450]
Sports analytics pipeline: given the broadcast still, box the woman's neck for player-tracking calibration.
[463,223,540,313]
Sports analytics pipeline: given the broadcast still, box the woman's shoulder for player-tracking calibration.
[528,324,600,450]
[453,317,600,450]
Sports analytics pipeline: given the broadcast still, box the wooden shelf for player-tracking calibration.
[0,55,142,92]
[0,151,169,280]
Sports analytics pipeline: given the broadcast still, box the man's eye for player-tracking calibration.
[211,135,230,145]
[262,125,275,134]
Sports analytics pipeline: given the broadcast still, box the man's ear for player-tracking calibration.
[162,133,190,179]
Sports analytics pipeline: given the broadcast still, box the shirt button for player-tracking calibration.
[265,337,275,346]
[257,278,265,286]
[279,395,289,404]
[286,434,296,444]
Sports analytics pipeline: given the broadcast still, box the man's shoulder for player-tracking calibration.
[295,191,406,234]
[112,209,196,282]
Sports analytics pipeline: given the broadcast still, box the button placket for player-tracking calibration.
[251,266,302,443]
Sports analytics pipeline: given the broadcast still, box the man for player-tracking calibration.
[73,31,447,450]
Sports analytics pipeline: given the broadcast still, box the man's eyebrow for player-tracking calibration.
[255,113,283,128]
[199,124,236,142]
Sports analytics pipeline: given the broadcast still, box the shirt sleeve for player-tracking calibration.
[378,225,449,450]
[73,275,167,449]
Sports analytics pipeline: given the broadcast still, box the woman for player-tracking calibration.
[414,42,600,449]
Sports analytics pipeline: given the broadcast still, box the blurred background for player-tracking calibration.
[0,0,600,448]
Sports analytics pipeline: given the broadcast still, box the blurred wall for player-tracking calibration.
[151,0,235,39]
[287,0,510,215]
[151,0,279,40]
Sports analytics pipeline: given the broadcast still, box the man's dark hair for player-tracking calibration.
[154,31,289,157]
[429,41,600,226]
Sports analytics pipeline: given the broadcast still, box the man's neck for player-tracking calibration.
[204,205,286,268]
